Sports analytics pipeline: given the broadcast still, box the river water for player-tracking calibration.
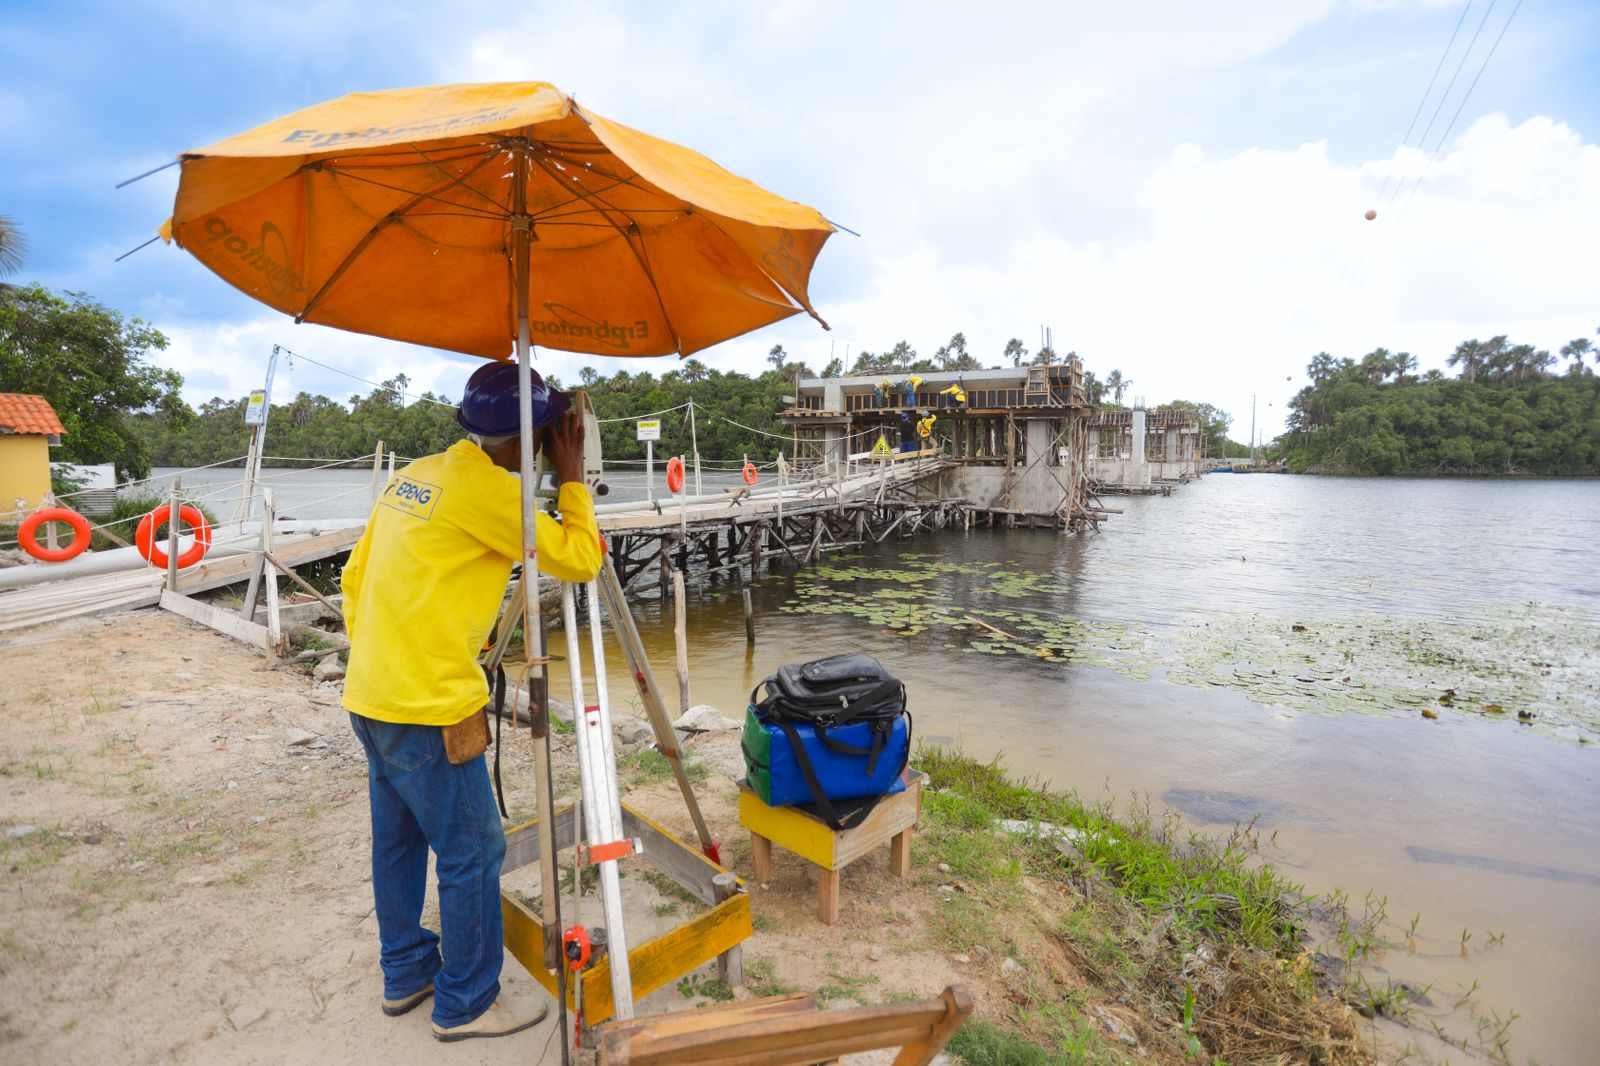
[151,466,1600,1062]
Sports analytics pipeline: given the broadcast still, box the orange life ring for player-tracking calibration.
[742,461,758,486]
[135,504,213,569]
[666,455,685,494]
[18,507,92,563]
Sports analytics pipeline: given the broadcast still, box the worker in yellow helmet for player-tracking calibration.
[341,361,601,1043]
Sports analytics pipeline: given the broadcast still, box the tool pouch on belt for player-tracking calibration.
[442,706,491,765]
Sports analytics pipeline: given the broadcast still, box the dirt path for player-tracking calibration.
[1,611,979,1065]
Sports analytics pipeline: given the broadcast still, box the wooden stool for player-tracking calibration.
[738,772,923,924]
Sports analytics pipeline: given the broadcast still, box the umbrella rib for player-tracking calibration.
[541,139,819,323]
[320,167,506,223]
[527,152,686,354]
[296,151,506,322]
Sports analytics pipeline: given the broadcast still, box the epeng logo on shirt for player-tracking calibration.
[380,476,442,521]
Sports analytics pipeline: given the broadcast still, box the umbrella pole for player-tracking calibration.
[511,145,564,976]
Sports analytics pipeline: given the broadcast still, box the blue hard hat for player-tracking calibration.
[456,361,569,437]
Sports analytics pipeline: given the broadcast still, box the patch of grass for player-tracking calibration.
[916,746,1380,1066]
[619,748,708,790]
[675,971,734,1003]
[946,1017,1080,1066]
[744,956,798,997]
[815,967,878,1006]
[639,866,699,906]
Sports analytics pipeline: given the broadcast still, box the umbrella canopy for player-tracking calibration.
[167,82,834,359]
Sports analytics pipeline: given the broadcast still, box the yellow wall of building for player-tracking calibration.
[0,435,52,522]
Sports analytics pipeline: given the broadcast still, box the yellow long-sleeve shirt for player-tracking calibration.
[340,439,601,727]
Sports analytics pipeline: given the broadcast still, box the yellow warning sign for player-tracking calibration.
[871,436,893,458]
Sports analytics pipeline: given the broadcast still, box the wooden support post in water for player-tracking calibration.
[742,588,755,646]
[673,570,690,716]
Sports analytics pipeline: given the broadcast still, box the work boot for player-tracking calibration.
[431,991,550,1042]
[381,982,434,1017]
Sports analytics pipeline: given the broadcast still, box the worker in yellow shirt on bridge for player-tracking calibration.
[341,361,601,1043]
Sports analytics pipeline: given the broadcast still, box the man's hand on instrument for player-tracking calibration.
[544,410,585,486]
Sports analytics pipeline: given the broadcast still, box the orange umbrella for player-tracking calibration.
[166,81,834,359]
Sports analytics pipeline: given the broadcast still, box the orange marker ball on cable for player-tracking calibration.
[1364,209,1377,221]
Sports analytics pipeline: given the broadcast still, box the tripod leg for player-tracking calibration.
[596,556,720,862]
[561,581,636,1020]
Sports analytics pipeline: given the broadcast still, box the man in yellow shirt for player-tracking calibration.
[341,361,601,1042]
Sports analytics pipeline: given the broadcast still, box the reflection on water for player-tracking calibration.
[595,475,1600,1065]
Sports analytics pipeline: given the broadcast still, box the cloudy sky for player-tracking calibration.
[4,0,1597,440]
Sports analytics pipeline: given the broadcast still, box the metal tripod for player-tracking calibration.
[493,553,720,1036]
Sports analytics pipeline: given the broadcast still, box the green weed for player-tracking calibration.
[675,971,734,1003]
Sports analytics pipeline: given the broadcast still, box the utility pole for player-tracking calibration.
[1250,393,1258,468]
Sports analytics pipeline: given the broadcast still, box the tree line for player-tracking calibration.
[1276,333,1600,475]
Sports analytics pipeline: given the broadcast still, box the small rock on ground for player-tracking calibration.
[674,705,740,732]
[228,1004,268,1032]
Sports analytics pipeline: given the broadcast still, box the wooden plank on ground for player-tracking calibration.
[158,590,271,650]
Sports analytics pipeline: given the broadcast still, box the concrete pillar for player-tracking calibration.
[1131,409,1149,487]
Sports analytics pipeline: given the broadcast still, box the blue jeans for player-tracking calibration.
[348,712,507,1027]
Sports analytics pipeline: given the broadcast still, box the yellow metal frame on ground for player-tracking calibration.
[500,801,751,1027]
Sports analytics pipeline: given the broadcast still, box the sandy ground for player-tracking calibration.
[1,610,983,1065]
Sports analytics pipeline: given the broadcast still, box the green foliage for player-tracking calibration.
[0,285,185,481]
[1157,399,1231,457]
[0,215,26,276]
[1280,339,1600,475]
[130,378,463,469]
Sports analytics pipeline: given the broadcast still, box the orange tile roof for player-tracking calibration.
[0,393,67,436]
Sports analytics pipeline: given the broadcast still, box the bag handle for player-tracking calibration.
[830,679,905,726]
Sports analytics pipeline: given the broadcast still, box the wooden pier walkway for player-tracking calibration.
[0,455,952,633]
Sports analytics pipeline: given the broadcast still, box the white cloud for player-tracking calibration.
[160,318,483,410]
[784,113,1600,438]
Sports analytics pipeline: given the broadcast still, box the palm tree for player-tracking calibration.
[682,358,709,384]
[1560,337,1593,376]
[1104,369,1131,404]
[1391,352,1418,384]
[0,215,25,277]
[1003,338,1027,367]
[1448,339,1486,383]
[767,344,787,373]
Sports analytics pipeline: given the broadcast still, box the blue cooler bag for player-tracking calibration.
[742,653,912,830]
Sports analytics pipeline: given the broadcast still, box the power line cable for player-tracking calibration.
[273,345,461,410]
[1400,0,1524,205]
[1413,0,1500,155]
[1376,0,1476,204]
[1433,0,1524,153]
